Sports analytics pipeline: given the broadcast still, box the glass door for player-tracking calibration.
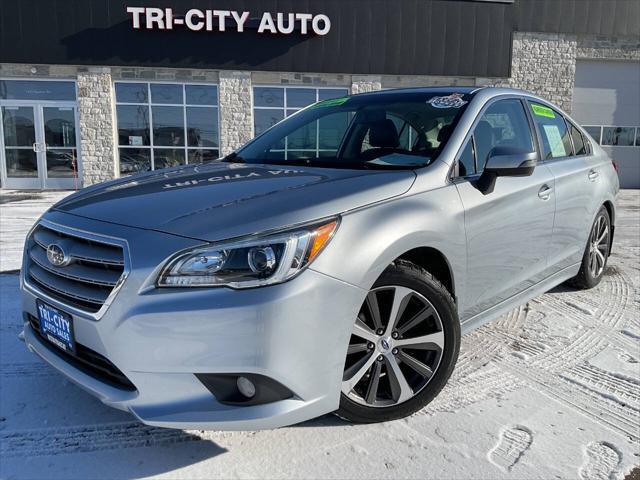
[42,106,79,189]
[1,103,80,189]
[1,105,41,189]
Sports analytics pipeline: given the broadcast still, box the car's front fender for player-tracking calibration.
[310,183,467,309]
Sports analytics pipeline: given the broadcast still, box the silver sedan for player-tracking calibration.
[20,87,619,429]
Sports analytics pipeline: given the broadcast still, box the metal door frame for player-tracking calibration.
[1,99,82,190]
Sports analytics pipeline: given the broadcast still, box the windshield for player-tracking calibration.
[233,91,473,170]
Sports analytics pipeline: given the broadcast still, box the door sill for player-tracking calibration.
[460,263,581,334]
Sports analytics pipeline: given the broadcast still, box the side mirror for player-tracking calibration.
[476,147,537,194]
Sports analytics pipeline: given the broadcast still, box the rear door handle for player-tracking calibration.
[588,169,599,181]
[538,184,553,200]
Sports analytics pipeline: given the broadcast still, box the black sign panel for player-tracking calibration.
[0,0,637,77]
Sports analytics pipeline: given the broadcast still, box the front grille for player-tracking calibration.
[28,314,136,391]
[25,223,126,314]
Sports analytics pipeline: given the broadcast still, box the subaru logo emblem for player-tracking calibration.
[47,244,71,267]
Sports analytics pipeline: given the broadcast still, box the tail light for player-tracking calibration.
[612,160,620,174]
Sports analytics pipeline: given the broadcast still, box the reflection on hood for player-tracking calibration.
[54,162,416,241]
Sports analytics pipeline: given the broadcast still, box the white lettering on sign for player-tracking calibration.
[185,9,205,30]
[126,7,331,35]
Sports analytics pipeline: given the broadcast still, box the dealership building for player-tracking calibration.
[0,0,638,190]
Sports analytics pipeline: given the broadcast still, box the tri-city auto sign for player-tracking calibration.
[126,7,331,35]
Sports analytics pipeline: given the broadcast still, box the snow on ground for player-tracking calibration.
[0,190,638,479]
[0,190,71,272]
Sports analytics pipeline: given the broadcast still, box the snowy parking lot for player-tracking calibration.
[0,190,638,479]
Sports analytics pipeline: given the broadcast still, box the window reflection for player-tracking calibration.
[154,149,186,169]
[2,107,36,146]
[252,86,349,158]
[0,80,75,101]
[583,125,639,147]
[119,148,151,175]
[115,82,219,174]
[44,107,76,147]
[117,105,150,146]
[152,106,184,146]
[186,107,218,147]
[602,126,635,146]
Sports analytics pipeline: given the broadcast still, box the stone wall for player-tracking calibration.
[76,68,117,186]
[508,32,578,112]
[506,32,639,113]
[576,35,640,61]
[351,75,382,94]
[252,71,349,87]
[219,71,253,156]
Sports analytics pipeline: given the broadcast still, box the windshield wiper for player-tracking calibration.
[256,159,421,171]
[222,152,245,163]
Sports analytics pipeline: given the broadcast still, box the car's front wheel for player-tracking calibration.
[336,260,460,423]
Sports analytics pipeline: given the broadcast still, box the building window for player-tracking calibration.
[0,80,76,101]
[602,126,636,146]
[583,125,639,147]
[252,86,349,159]
[583,126,602,145]
[253,86,349,136]
[115,82,219,175]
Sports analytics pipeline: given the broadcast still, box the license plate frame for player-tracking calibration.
[36,300,76,354]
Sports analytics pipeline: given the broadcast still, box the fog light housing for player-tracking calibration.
[195,373,294,406]
[236,376,256,398]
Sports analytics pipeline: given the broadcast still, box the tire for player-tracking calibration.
[336,259,460,424]
[567,206,611,290]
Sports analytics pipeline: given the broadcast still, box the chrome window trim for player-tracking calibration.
[22,218,132,321]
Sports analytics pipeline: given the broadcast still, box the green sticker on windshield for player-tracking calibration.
[309,97,350,109]
[531,103,556,119]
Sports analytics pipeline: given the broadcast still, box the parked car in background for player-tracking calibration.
[20,87,618,429]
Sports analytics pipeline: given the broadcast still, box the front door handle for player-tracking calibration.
[588,169,599,181]
[538,184,553,200]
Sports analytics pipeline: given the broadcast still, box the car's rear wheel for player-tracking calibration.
[568,206,611,290]
[336,260,460,423]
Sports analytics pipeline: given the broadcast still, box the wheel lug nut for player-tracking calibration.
[392,331,399,339]
[392,348,398,355]
[377,355,384,361]
[367,342,374,349]
[376,329,384,335]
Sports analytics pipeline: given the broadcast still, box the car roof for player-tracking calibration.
[348,86,565,113]
[350,86,530,98]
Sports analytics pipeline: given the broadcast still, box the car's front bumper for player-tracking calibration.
[21,211,365,430]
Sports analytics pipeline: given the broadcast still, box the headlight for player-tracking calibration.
[157,218,339,288]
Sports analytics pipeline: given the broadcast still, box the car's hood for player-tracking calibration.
[53,162,416,241]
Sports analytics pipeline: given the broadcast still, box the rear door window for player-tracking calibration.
[569,123,588,155]
[528,102,573,159]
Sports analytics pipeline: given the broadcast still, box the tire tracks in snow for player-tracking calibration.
[0,422,236,457]
[492,268,640,439]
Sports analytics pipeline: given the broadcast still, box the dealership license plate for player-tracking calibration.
[36,301,76,354]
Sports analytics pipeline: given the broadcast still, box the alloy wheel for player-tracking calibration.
[588,214,609,278]
[342,286,445,407]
